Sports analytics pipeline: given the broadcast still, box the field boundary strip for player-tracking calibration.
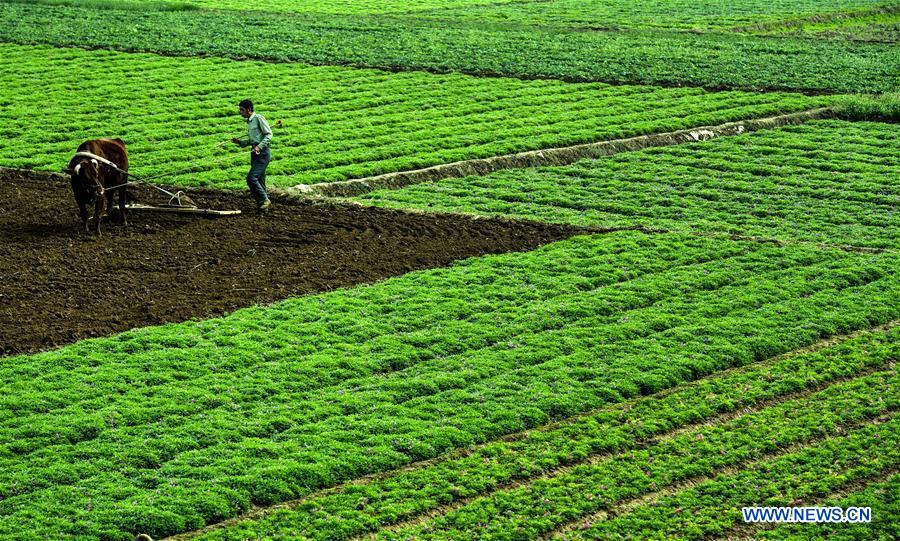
[277,107,835,197]
[162,320,898,540]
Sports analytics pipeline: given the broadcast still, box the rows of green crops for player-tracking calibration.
[356,119,900,249]
[188,0,512,14]
[1,3,897,541]
[411,0,894,31]
[751,8,900,42]
[17,0,895,29]
[10,0,515,14]
[376,370,896,540]
[0,43,828,189]
[1,3,896,93]
[2,231,897,539]
[183,330,900,540]
[758,473,899,540]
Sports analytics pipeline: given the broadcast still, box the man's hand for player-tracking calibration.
[231,138,242,145]
[253,146,261,155]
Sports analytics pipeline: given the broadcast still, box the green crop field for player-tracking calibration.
[187,326,900,540]
[1,2,898,92]
[355,119,900,248]
[0,0,897,540]
[2,233,898,538]
[9,0,518,14]
[0,43,828,189]
[411,0,896,31]
[187,0,514,14]
[749,9,900,42]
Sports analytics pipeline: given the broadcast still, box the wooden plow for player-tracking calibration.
[70,151,241,217]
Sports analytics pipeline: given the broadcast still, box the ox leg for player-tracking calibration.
[118,187,127,226]
[78,199,89,232]
[93,194,105,235]
[106,190,116,223]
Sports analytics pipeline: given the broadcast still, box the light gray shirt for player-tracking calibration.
[240,113,273,150]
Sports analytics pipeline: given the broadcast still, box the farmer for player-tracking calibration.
[231,99,273,211]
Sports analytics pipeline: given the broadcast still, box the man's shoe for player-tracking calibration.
[257,199,272,211]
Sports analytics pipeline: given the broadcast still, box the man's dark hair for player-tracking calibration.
[238,99,253,111]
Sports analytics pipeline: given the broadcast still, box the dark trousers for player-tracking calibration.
[247,147,270,205]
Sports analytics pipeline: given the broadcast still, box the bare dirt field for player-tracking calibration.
[0,170,579,356]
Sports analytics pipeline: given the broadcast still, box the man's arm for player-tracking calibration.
[255,116,273,150]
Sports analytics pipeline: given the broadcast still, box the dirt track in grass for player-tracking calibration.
[0,169,580,356]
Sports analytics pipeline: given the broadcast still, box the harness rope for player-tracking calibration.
[71,151,196,206]
[70,147,245,204]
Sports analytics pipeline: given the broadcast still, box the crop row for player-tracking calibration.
[1,232,897,539]
[40,0,513,15]
[755,473,899,540]
[22,0,893,27]
[747,7,900,42]
[412,0,892,31]
[0,3,896,93]
[356,119,900,249]
[188,327,899,540]
[187,0,511,14]
[379,369,898,539]
[563,417,898,540]
[0,43,828,189]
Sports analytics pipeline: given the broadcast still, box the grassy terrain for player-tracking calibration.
[13,0,895,27]
[379,376,897,540]
[1,231,897,539]
[755,473,899,540]
[0,43,829,189]
[188,0,516,14]
[789,16,900,42]
[742,5,900,42]
[0,3,896,93]
[188,327,899,540]
[356,119,900,249]
[1,0,198,10]
[12,0,518,14]
[0,1,897,540]
[836,92,900,120]
[411,0,895,31]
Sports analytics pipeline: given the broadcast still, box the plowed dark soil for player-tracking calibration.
[0,170,580,356]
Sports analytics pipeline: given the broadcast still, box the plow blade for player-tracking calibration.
[126,204,241,217]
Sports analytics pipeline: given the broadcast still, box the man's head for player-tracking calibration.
[238,99,254,118]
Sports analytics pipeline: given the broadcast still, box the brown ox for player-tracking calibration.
[67,138,129,234]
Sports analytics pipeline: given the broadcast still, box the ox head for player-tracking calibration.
[69,157,104,199]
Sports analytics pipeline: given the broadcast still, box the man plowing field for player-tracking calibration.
[231,99,273,212]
